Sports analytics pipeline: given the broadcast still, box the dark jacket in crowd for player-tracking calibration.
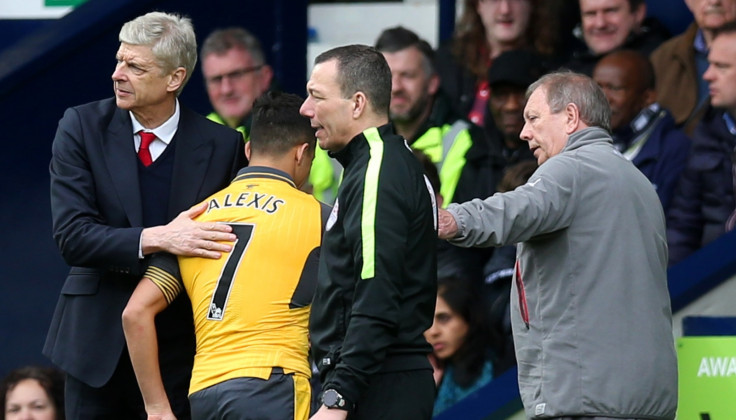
[667,106,736,265]
[483,114,536,168]
[433,41,480,122]
[614,107,691,212]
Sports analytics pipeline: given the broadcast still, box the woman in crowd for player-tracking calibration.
[435,0,558,125]
[1,366,64,420]
[424,276,497,416]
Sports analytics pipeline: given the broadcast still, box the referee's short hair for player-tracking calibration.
[249,91,316,157]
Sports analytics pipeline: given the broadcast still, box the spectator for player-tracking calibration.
[566,0,670,75]
[302,45,437,420]
[376,26,496,206]
[651,0,736,135]
[376,26,498,280]
[123,91,325,420]
[435,0,557,125]
[44,12,246,419]
[667,21,736,265]
[201,27,274,140]
[485,49,546,166]
[438,71,677,419]
[425,276,496,417]
[1,366,65,420]
[592,49,691,211]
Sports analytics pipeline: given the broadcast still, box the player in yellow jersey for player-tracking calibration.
[123,91,328,420]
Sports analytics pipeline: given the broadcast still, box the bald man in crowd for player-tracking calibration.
[593,50,691,211]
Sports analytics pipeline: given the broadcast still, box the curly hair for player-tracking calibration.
[1,366,65,420]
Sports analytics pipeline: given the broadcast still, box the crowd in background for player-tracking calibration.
[369,0,734,415]
[420,0,736,413]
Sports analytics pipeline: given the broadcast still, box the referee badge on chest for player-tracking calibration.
[326,199,339,231]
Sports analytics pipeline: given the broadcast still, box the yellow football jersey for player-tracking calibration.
[146,167,324,395]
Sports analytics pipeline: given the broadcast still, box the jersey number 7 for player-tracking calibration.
[207,223,255,321]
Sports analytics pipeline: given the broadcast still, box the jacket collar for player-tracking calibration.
[563,126,613,153]
[331,123,398,168]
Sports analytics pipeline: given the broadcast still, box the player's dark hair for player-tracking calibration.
[249,91,316,157]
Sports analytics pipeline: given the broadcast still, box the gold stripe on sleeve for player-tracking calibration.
[145,266,183,304]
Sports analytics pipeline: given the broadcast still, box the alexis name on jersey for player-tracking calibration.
[206,191,284,214]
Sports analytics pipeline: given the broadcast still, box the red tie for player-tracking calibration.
[138,131,156,167]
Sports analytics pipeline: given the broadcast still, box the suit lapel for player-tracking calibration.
[104,107,143,227]
[169,106,213,218]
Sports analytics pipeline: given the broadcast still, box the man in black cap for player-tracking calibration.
[484,49,547,167]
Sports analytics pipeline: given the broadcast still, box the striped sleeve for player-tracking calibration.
[144,254,183,304]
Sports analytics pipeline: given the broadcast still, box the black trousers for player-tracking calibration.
[349,369,435,420]
[65,347,191,420]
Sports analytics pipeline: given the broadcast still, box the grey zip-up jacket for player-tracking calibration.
[447,127,677,419]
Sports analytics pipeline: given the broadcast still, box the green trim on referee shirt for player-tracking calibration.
[361,127,383,280]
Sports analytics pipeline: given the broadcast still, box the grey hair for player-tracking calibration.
[201,27,266,65]
[119,12,197,96]
[526,70,611,132]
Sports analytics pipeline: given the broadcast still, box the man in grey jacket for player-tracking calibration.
[438,71,677,419]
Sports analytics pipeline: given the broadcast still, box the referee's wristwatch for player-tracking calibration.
[321,389,350,410]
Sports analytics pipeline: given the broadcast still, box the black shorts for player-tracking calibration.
[189,368,311,420]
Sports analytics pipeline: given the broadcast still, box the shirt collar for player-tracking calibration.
[130,99,180,145]
[233,165,296,188]
[631,103,661,133]
[694,28,708,54]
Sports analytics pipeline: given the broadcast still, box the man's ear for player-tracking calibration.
[428,74,440,97]
[167,67,187,93]
[565,102,582,134]
[633,2,647,27]
[259,65,274,92]
[352,92,368,119]
[245,141,252,161]
[295,142,311,166]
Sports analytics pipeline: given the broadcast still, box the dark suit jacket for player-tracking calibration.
[44,97,246,387]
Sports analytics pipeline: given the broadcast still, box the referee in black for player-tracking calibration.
[301,44,438,420]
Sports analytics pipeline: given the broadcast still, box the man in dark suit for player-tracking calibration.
[44,12,246,419]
